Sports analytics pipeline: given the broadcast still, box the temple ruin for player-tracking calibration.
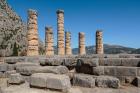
[27,9,39,56]
[45,27,54,56]
[96,30,104,54]
[57,10,65,55]
[0,7,140,93]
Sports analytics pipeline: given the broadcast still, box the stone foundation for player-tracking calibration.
[0,54,140,93]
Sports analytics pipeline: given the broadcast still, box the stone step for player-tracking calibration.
[95,76,120,88]
[99,58,140,67]
[72,74,95,88]
[16,66,69,76]
[30,73,71,91]
[8,73,25,85]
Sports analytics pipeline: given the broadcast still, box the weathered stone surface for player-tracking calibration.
[92,66,104,75]
[5,58,17,64]
[17,66,69,76]
[65,32,72,55]
[121,58,140,67]
[8,73,24,84]
[104,66,116,76]
[116,66,137,76]
[16,66,40,76]
[62,58,77,66]
[0,72,6,78]
[99,58,122,66]
[137,67,140,76]
[96,31,104,54]
[27,9,39,56]
[68,88,83,93]
[5,70,16,78]
[104,54,119,58]
[7,64,15,71]
[77,58,99,67]
[57,9,65,55]
[30,73,71,91]
[15,62,39,69]
[72,74,95,88]
[95,76,120,88]
[79,32,86,55]
[0,63,8,72]
[136,77,140,87]
[45,27,54,56]
[40,58,64,66]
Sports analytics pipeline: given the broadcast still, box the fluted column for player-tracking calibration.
[96,30,104,54]
[45,27,54,56]
[65,32,72,55]
[27,9,39,56]
[79,32,86,55]
[56,9,65,55]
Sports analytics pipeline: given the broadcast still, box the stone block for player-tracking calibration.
[76,58,99,67]
[15,62,39,69]
[7,64,15,71]
[104,54,119,58]
[40,58,64,66]
[8,73,25,85]
[0,63,8,72]
[30,73,47,88]
[5,58,17,64]
[16,66,39,76]
[63,58,77,66]
[92,66,104,75]
[68,88,83,93]
[30,73,71,91]
[136,77,140,87]
[116,66,137,76]
[5,70,16,78]
[104,66,116,76]
[17,66,69,76]
[0,72,6,78]
[100,58,122,66]
[137,67,140,76]
[121,58,140,67]
[95,76,120,88]
[72,74,95,88]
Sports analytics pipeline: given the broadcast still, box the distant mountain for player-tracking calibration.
[131,48,140,54]
[72,44,138,55]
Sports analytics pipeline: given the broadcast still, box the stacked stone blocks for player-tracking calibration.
[27,9,39,56]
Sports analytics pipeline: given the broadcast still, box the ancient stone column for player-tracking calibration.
[45,27,54,56]
[96,30,104,54]
[79,32,86,55]
[56,9,65,55]
[65,32,72,55]
[27,9,39,56]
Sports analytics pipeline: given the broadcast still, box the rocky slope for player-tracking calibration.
[0,0,27,56]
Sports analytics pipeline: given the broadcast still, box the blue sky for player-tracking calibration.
[7,0,140,48]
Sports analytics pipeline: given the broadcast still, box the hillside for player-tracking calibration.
[0,0,27,56]
[72,44,137,55]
